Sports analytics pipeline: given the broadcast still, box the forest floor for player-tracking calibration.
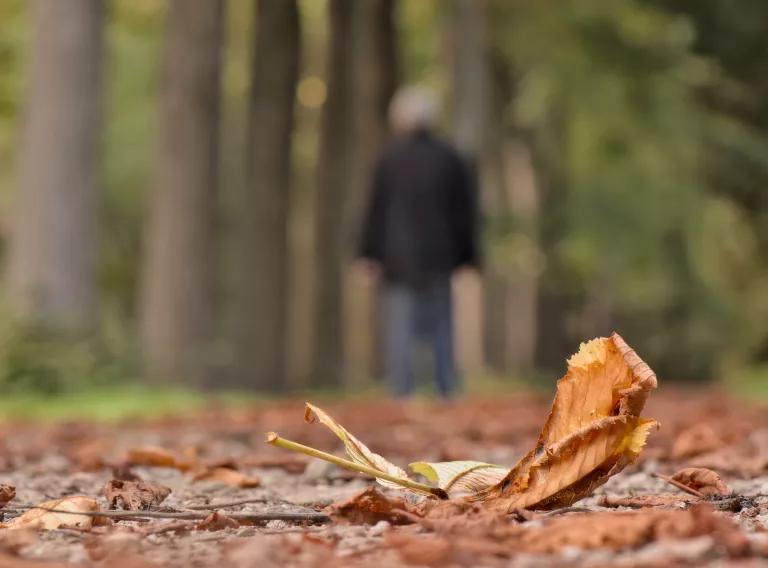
[0,388,767,567]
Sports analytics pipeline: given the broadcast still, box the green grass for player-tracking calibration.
[0,385,263,423]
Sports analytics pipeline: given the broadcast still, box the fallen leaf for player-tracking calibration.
[385,533,512,567]
[686,447,768,478]
[384,534,457,567]
[0,528,37,554]
[410,461,510,497]
[672,424,724,460]
[101,480,172,511]
[304,403,433,497]
[126,446,192,471]
[598,494,697,508]
[416,500,514,536]
[66,438,110,472]
[506,505,742,555]
[472,332,659,511]
[191,467,260,488]
[2,496,111,531]
[111,461,142,482]
[326,487,417,525]
[671,467,729,496]
[197,512,239,532]
[239,456,308,475]
[0,486,15,505]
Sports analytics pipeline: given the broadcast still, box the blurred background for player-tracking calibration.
[0,0,767,412]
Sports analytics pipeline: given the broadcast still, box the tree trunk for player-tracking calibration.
[230,0,301,392]
[138,0,224,384]
[450,0,488,376]
[344,0,398,385]
[6,0,104,331]
[311,0,353,388]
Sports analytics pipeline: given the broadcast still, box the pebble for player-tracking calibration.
[369,520,391,537]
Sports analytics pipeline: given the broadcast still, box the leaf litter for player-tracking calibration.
[1,334,768,566]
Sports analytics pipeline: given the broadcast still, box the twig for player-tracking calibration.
[651,472,705,498]
[266,432,448,499]
[542,507,591,517]
[16,506,330,524]
[143,521,196,536]
[183,498,270,510]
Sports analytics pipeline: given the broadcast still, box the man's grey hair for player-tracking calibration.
[389,86,439,135]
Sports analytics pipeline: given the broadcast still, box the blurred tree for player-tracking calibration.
[311,0,352,388]
[660,0,768,364]
[230,0,301,391]
[482,49,541,376]
[344,0,398,383]
[138,0,225,384]
[491,0,768,381]
[6,0,105,332]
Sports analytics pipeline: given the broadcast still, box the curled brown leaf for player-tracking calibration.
[670,467,729,496]
[326,487,418,525]
[0,485,15,505]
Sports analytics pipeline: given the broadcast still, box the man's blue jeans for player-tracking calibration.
[382,277,457,398]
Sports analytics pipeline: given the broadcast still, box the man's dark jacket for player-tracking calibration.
[358,129,480,288]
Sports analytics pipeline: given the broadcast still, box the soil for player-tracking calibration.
[0,388,767,567]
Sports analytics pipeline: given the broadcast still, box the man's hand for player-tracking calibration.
[353,259,382,282]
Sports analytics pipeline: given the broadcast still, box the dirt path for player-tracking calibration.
[0,390,766,567]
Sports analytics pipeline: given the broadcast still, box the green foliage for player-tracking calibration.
[489,0,768,380]
[0,316,139,396]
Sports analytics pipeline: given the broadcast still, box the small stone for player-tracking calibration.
[369,520,390,537]
[560,546,583,561]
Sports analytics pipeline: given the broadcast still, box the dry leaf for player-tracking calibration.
[410,461,510,497]
[101,480,172,511]
[0,486,15,505]
[384,534,458,567]
[126,446,192,471]
[0,528,37,554]
[670,467,729,496]
[191,467,260,488]
[326,487,417,525]
[197,512,239,532]
[598,494,697,508]
[304,403,430,496]
[2,496,111,531]
[239,456,308,475]
[672,424,724,460]
[111,461,142,482]
[471,332,659,511]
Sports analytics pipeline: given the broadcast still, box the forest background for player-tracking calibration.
[0,0,767,411]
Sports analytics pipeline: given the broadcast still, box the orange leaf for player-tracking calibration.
[126,446,192,472]
[473,332,659,511]
[191,467,260,488]
[670,467,729,496]
[197,512,239,532]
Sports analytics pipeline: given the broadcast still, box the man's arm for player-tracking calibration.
[452,153,481,269]
[358,159,388,262]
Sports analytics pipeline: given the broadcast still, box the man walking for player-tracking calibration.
[357,87,480,399]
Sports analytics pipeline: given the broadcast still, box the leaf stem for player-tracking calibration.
[651,472,705,498]
[265,432,446,499]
